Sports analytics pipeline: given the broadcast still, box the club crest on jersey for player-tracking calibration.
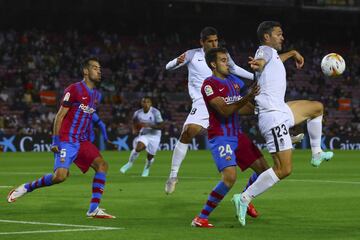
[63,92,70,101]
[204,85,213,96]
[79,104,96,114]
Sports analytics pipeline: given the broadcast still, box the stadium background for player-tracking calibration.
[0,0,359,153]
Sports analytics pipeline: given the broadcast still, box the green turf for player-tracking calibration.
[1,150,360,239]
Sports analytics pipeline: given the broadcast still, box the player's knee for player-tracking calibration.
[223,174,237,187]
[97,159,108,172]
[279,166,292,179]
[53,173,67,183]
[313,101,324,116]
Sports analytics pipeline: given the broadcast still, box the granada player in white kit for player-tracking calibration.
[120,97,164,177]
[164,27,255,193]
[232,21,334,226]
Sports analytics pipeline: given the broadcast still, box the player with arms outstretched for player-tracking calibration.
[191,47,270,228]
[7,58,115,218]
[164,27,255,192]
[233,21,334,226]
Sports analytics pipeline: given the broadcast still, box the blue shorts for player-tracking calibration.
[54,142,80,172]
[53,141,101,173]
[209,136,238,172]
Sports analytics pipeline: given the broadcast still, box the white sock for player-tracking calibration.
[145,158,154,169]
[307,115,323,155]
[169,141,188,178]
[129,149,140,164]
[242,168,280,203]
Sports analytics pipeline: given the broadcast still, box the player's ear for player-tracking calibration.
[83,67,88,76]
[210,61,216,69]
[264,33,270,43]
[200,39,204,47]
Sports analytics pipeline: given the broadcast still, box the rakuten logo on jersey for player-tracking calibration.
[79,104,96,114]
[223,95,243,104]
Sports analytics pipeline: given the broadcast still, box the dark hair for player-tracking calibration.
[200,26,218,41]
[142,96,152,102]
[82,57,100,70]
[205,47,228,70]
[257,21,281,43]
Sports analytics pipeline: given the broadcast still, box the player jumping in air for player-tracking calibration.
[232,21,334,226]
[7,58,115,219]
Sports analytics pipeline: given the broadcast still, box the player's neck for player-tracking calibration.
[84,78,95,89]
[213,72,226,80]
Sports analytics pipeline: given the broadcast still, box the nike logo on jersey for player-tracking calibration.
[197,59,204,61]
[82,97,87,100]
[219,88,225,92]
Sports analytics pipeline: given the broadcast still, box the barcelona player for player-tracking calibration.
[191,47,269,227]
[7,58,115,218]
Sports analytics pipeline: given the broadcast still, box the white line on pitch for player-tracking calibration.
[0,186,12,188]
[0,228,121,235]
[0,219,122,230]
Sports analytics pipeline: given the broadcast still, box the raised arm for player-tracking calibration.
[279,50,304,69]
[228,54,254,80]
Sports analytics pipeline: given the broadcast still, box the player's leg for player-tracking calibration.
[192,137,237,228]
[120,137,147,174]
[234,133,270,218]
[7,142,78,203]
[165,123,204,193]
[141,153,155,177]
[166,100,208,194]
[76,141,115,218]
[287,100,333,166]
[234,124,292,226]
[141,136,160,177]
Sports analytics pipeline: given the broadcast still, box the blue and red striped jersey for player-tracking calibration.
[201,74,247,139]
[59,80,101,142]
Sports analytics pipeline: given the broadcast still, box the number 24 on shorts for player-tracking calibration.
[218,144,233,157]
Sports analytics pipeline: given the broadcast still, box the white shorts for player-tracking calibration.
[183,98,209,129]
[133,135,161,156]
[259,105,295,153]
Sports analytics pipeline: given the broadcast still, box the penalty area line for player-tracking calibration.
[0,219,123,235]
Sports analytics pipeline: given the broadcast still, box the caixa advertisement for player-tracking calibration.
[0,134,359,152]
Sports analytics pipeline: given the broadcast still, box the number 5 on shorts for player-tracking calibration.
[218,144,233,157]
[60,149,66,158]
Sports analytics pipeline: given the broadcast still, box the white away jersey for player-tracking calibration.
[133,107,163,136]
[254,45,287,114]
[166,48,254,102]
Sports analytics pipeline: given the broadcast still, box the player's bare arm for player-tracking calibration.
[51,106,69,153]
[248,56,266,72]
[279,50,304,69]
[176,53,186,65]
[209,85,260,117]
[238,102,255,115]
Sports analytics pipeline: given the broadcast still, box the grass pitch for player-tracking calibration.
[0,150,360,240]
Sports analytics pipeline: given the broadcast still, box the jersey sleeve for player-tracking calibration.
[201,80,220,103]
[254,46,273,63]
[61,84,77,108]
[154,109,164,123]
[227,53,254,80]
[132,111,139,122]
[165,49,195,70]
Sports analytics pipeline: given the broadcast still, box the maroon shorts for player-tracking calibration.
[235,133,263,171]
[74,141,102,173]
